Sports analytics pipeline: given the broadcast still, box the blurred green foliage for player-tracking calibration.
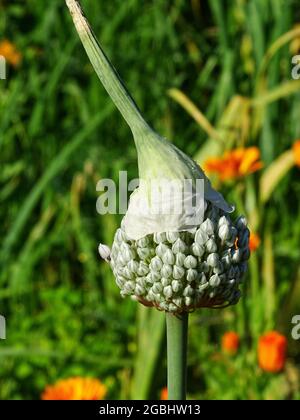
[0,0,300,400]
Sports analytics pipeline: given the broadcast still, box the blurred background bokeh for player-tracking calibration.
[0,0,300,400]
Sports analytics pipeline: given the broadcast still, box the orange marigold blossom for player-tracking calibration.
[258,331,287,373]
[293,140,300,167]
[41,377,107,400]
[204,147,263,181]
[0,40,22,67]
[160,387,168,400]
[249,232,260,252]
[221,331,240,354]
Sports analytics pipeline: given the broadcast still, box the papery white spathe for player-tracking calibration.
[122,134,234,240]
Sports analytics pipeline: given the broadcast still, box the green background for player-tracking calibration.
[0,0,300,400]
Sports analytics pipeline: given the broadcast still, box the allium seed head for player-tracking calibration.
[110,203,250,313]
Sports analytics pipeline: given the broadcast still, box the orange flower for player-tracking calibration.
[258,331,287,373]
[160,387,168,400]
[249,232,260,252]
[293,140,300,167]
[204,147,263,181]
[41,377,107,400]
[0,40,22,67]
[221,331,240,355]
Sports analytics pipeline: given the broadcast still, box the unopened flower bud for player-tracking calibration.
[185,297,193,306]
[221,251,231,267]
[168,303,177,312]
[116,277,125,288]
[213,262,223,274]
[137,247,152,260]
[118,254,127,267]
[98,243,111,262]
[116,229,127,243]
[161,264,173,278]
[137,261,150,276]
[235,216,248,231]
[231,249,241,264]
[191,243,205,257]
[238,228,250,247]
[173,265,185,279]
[166,232,180,243]
[218,224,230,241]
[199,272,207,284]
[163,285,173,299]
[206,238,217,253]
[186,269,198,282]
[137,236,150,248]
[183,285,194,297]
[155,243,169,258]
[201,261,210,273]
[218,215,229,227]
[162,249,175,265]
[198,282,209,292]
[172,280,181,293]
[175,252,186,266]
[200,218,215,236]
[161,277,171,287]
[153,232,167,244]
[128,260,139,273]
[184,255,197,269]
[172,238,187,254]
[138,277,147,287]
[173,297,183,307]
[195,229,208,246]
[123,267,135,279]
[150,256,163,272]
[207,253,219,267]
[124,281,135,293]
[135,284,145,296]
[152,282,163,294]
[209,273,221,287]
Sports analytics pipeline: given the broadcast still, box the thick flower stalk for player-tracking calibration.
[66,0,250,400]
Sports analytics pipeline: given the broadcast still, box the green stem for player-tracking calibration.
[65,0,149,136]
[166,312,188,400]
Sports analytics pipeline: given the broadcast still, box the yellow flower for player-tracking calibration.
[293,140,300,167]
[204,147,263,181]
[0,40,22,67]
[41,377,107,400]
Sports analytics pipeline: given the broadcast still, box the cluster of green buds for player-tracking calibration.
[105,204,249,313]
[67,0,250,314]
